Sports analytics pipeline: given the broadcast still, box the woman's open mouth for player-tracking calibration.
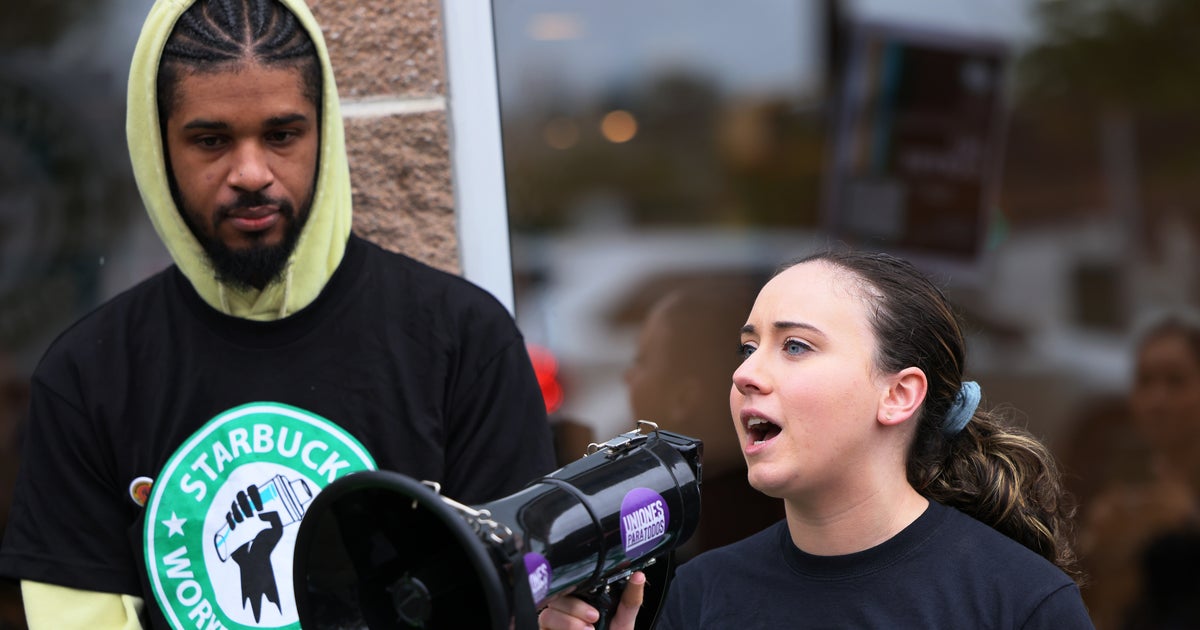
[745,417,782,445]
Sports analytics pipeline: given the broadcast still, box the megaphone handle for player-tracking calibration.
[582,580,625,630]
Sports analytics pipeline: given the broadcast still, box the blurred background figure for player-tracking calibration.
[1056,391,1150,528]
[1074,312,1200,630]
[624,278,784,560]
[1129,313,1200,486]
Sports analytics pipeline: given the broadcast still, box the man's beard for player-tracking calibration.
[180,190,311,291]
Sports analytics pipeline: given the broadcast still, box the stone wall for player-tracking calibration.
[308,0,460,273]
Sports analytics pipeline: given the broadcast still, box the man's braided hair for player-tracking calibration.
[156,0,321,122]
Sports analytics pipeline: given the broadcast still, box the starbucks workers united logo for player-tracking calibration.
[145,403,376,629]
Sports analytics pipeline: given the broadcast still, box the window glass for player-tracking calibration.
[1,0,162,621]
[494,0,1200,597]
[1,0,163,373]
[496,1,829,446]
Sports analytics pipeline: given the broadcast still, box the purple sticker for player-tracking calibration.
[524,552,552,605]
[619,487,670,556]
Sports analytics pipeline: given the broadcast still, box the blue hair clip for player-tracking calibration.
[942,381,980,436]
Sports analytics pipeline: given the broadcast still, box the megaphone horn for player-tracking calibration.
[292,421,703,629]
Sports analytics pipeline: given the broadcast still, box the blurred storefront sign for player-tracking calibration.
[824,6,1013,277]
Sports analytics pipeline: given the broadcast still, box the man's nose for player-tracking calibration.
[228,143,274,191]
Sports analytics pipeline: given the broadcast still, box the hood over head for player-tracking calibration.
[127,0,352,320]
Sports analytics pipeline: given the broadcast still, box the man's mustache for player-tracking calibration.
[215,192,295,221]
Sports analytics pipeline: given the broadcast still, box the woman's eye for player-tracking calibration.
[737,343,756,359]
[783,339,810,355]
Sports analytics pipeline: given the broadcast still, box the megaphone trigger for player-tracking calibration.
[582,565,643,628]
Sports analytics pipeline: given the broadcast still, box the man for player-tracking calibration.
[0,1,555,628]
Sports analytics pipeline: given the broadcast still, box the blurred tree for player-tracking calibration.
[1010,0,1200,248]
[1018,0,1200,112]
[0,0,146,370]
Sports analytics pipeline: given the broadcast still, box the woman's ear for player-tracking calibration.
[878,367,927,427]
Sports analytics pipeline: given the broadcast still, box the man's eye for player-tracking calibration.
[195,136,224,148]
[266,130,297,144]
[783,339,810,355]
[737,343,756,359]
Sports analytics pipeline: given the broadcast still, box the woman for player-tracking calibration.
[1077,313,1200,629]
[540,250,1092,629]
[1127,314,1200,487]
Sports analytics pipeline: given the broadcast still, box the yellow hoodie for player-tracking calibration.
[24,0,352,626]
[126,0,352,321]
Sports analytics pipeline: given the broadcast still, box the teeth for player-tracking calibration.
[753,440,766,445]
[747,418,768,427]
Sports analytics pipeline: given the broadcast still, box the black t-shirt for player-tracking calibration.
[0,235,555,628]
[657,501,1095,629]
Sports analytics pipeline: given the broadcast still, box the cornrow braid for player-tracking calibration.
[157,0,321,122]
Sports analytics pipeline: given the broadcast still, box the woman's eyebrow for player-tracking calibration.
[773,321,824,336]
[740,321,826,337]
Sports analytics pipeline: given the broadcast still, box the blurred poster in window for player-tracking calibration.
[824,22,1010,274]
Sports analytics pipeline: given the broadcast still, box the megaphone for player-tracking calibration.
[292,421,702,629]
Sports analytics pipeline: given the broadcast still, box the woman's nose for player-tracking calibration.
[732,353,768,396]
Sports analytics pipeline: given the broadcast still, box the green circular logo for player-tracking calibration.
[144,402,376,629]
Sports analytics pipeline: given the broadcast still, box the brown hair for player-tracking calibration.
[1136,313,1200,365]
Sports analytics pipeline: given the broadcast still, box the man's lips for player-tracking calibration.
[226,206,281,232]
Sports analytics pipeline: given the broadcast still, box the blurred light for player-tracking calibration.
[527,343,564,414]
[543,117,580,150]
[527,13,583,41]
[600,110,637,144]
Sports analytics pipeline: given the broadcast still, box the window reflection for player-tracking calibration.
[494,0,1200,600]
[1,3,161,624]
[496,2,826,459]
[1,0,162,373]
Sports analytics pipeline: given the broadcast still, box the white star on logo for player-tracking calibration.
[163,512,186,537]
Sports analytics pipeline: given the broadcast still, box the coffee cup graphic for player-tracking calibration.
[213,474,314,561]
